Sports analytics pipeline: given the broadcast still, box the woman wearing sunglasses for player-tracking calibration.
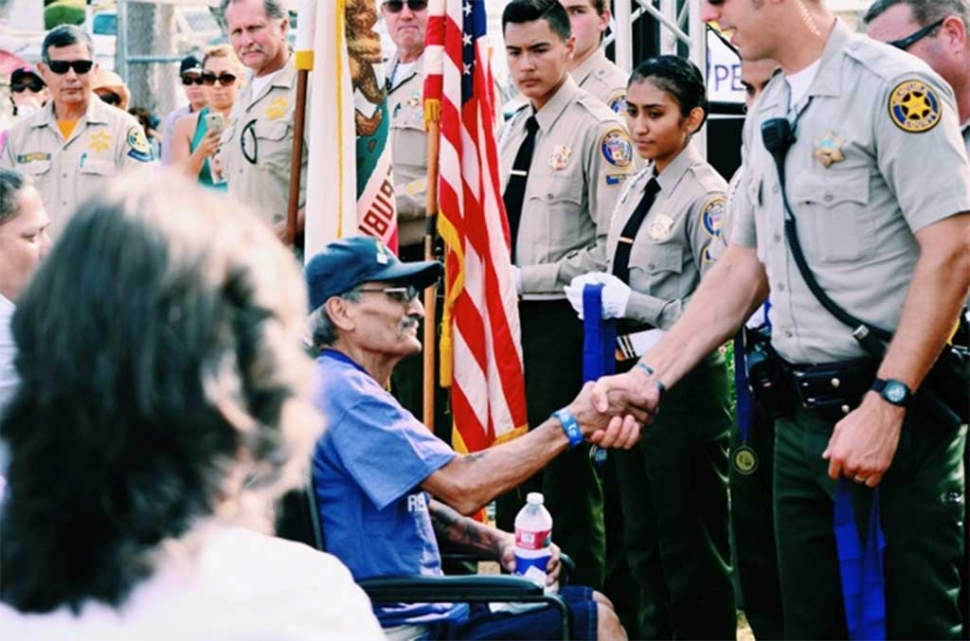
[171,45,243,190]
[7,67,48,121]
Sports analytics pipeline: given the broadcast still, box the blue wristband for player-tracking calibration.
[552,408,583,449]
[636,362,654,377]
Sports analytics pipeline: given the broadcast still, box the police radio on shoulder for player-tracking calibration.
[871,378,912,407]
[552,408,583,449]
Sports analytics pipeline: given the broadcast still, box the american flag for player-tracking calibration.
[424,0,528,451]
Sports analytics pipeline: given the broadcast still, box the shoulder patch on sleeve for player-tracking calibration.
[888,79,942,133]
[700,196,726,238]
[126,125,153,162]
[599,127,634,168]
[607,91,626,114]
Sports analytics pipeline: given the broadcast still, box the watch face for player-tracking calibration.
[885,381,907,403]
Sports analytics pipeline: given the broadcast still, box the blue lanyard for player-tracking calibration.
[582,283,616,467]
[581,283,616,383]
[735,300,772,444]
[834,481,886,640]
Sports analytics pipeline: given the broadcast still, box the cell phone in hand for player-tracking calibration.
[204,112,225,136]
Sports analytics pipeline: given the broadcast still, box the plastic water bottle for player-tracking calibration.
[514,492,556,593]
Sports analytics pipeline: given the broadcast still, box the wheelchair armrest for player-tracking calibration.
[359,574,543,603]
[359,575,573,639]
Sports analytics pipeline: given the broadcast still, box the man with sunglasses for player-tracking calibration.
[160,55,208,166]
[0,25,152,242]
[864,0,969,155]
[220,0,307,239]
[305,234,642,640]
[863,3,970,636]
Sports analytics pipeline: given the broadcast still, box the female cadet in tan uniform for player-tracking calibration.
[565,55,735,640]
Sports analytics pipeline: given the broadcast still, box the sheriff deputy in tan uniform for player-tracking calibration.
[221,0,306,236]
[595,3,970,637]
[560,0,627,112]
[494,0,636,590]
[382,0,431,258]
[1,25,151,241]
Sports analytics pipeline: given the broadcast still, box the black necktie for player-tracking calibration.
[503,115,539,263]
[612,177,661,284]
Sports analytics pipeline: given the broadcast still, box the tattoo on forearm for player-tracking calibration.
[429,501,493,553]
[463,451,487,463]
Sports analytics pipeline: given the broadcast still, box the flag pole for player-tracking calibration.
[422,115,441,430]
[289,0,316,248]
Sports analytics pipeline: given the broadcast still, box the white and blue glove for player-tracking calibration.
[563,272,632,320]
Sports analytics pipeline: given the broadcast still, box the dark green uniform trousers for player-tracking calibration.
[496,299,606,589]
[613,353,736,639]
[729,406,784,640]
[774,407,966,639]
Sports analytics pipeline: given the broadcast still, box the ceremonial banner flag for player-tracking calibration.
[424,0,528,451]
[302,0,398,260]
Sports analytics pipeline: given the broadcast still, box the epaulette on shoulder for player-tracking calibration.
[844,32,934,82]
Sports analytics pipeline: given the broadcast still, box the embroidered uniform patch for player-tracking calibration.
[888,79,941,133]
[600,128,633,168]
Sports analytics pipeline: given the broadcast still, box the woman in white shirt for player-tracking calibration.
[0,171,382,640]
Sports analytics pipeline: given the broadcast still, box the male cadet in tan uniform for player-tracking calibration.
[220,0,306,239]
[560,0,628,112]
[1,25,151,241]
[497,0,636,589]
[863,2,970,634]
[593,0,970,637]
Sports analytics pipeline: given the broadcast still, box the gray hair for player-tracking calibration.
[42,25,95,63]
[0,168,30,226]
[863,0,968,26]
[309,288,361,348]
[220,0,287,21]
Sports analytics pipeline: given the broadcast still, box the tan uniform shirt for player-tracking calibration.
[571,48,628,114]
[386,54,428,248]
[499,76,637,296]
[222,55,307,228]
[606,143,726,329]
[730,21,970,363]
[1,98,151,240]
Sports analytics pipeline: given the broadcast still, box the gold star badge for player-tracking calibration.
[88,130,111,152]
[813,130,845,168]
[265,97,289,120]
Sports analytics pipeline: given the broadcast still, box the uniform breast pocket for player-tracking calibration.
[630,243,684,295]
[254,120,290,168]
[18,160,52,187]
[789,174,873,262]
[532,179,596,251]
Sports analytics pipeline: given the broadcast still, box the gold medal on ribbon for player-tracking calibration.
[733,445,758,475]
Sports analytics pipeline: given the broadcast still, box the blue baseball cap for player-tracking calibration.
[305,236,442,311]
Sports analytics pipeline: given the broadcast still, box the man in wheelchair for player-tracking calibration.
[304,236,641,639]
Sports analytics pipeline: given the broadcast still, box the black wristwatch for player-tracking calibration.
[871,378,912,407]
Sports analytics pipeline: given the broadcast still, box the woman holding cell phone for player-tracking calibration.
[171,45,243,190]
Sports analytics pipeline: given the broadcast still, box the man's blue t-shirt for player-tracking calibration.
[311,349,468,627]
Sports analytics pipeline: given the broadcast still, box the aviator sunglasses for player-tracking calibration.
[382,0,428,13]
[201,71,237,87]
[181,74,205,86]
[46,59,94,75]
